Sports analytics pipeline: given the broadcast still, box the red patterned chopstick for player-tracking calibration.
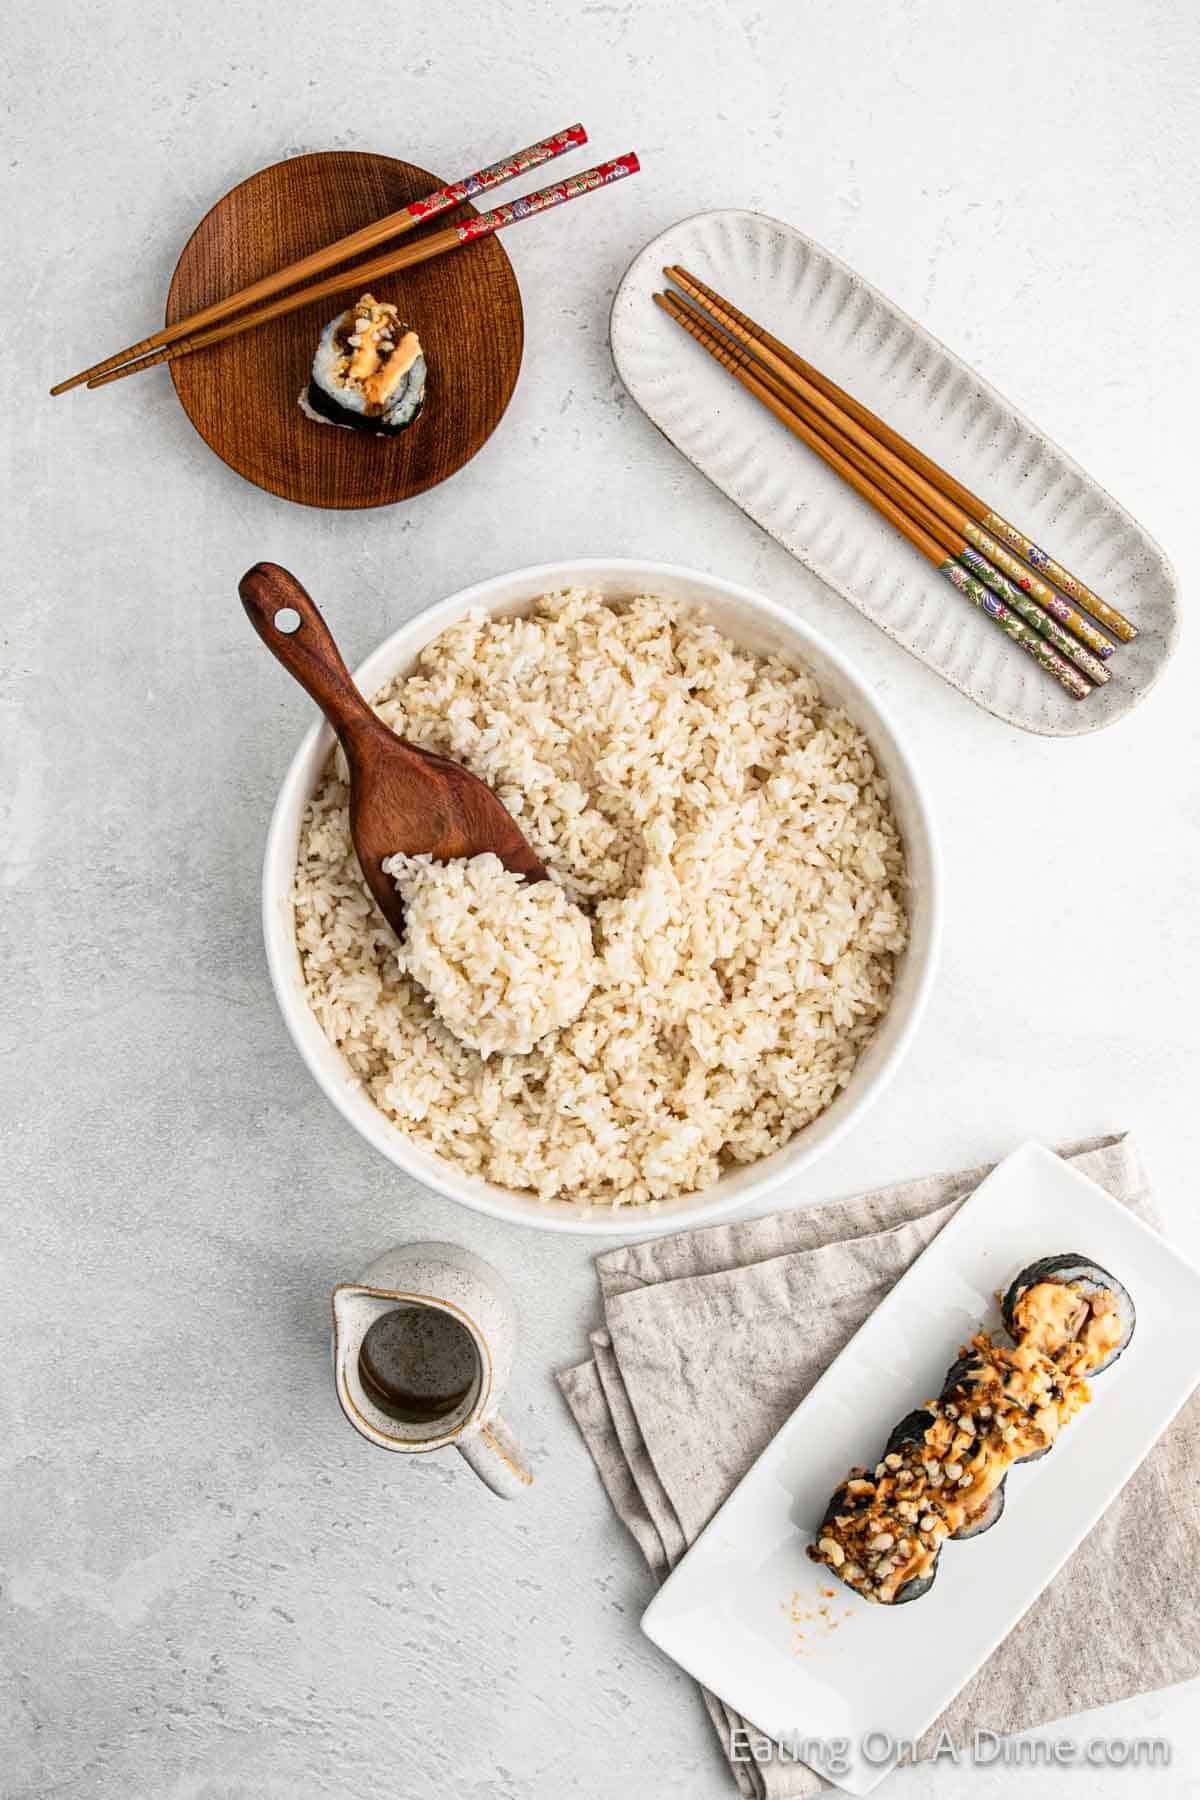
[406,123,588,225]
[454,152,640,243]
[85,153,641,389]
[51,124,590,395]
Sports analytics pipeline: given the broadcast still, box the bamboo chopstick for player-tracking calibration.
[51,125,588,396]
[665,265,1135,646]
[654,292,1091,701]
[661,292,1109,690]
[85,153,639,390]
[666,268,1115,668]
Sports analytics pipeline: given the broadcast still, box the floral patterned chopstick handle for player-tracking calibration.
[454,153,640,244]
[981,511,1136,643]
[942,562,1091,699]
[958,547,1109,686]
[406,124,588,224]
[962,523,1115,659]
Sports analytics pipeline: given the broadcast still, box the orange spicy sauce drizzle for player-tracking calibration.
[808,1281,1122,1603]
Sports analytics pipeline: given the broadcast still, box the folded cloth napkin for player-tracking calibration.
[558,1134,1200,1797]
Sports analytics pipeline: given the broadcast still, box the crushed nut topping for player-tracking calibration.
[807,1274,1124,1604]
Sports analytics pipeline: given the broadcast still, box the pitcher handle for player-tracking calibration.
[456,1410,534,1499]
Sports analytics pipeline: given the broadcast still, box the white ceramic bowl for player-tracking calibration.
[262,559,941,1236]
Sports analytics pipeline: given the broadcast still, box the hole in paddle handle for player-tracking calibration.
[274,607,302,634]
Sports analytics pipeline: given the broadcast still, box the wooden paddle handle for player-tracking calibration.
[239,563,380,739]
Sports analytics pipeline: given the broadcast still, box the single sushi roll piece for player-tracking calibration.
[941,1349,1050,1463]
[952,1477,1006,1540]
[892,1562,940,1604]
[884,1408,937,1457]
[1001,1254,1136,1376]
[941,1351,986,1398]
[300,293,426,436]
[885,1406,1005,1537]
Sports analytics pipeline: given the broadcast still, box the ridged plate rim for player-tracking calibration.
[610,209,1180,736]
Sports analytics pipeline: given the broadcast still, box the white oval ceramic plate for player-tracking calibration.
[640,1142,1200,1795]
[610,211,1180,736]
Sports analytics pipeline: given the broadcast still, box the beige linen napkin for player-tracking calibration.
[558,1134,1200,1797]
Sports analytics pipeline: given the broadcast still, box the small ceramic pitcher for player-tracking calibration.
[332,1242,532,1499]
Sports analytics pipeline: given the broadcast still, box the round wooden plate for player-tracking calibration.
[166,152,524,509]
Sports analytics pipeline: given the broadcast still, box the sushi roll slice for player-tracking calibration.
[952,1477,1006,1539]
[300,293,426,437]
[1001,1253,1136,1376]
[884,1408,937,1457]
[892,1563,940,1604]
[941,1352,986,1398]
[886,1403,1007,1536]
[942,1350,1049,1463]
[809,1419,949,1605]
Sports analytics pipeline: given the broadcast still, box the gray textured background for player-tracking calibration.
[4,2,1199,1796]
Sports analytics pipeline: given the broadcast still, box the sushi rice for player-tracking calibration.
[300,292,426,436]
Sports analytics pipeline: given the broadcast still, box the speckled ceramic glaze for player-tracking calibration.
[610,210,1180,736]
[332,1242,532,1499]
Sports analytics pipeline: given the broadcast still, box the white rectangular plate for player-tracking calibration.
[610,211,1179,735]
[640,1142,1200,1795]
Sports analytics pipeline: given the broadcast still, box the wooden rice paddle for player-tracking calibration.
[239,564,546,941]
